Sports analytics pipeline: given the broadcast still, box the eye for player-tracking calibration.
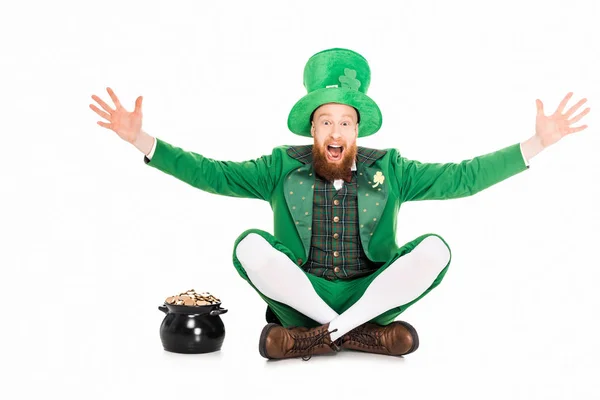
[323,121,331,125]
[342,121,349,126]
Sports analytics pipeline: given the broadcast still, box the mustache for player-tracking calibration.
[320,142,347,149]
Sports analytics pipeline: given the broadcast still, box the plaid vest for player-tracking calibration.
[287,145,388,281]
[302,172,381,280]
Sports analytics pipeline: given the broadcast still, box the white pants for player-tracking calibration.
[236,233,451,342]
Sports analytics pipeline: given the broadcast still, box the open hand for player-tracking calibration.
[535,92,590,148]
[90,87,143,144]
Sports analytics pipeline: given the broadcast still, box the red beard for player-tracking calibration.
[312,142,357,182]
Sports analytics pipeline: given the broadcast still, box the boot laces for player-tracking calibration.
[348,325,383,348]
[290,328,339,361]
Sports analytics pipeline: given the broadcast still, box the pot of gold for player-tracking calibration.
[158,289,227,354]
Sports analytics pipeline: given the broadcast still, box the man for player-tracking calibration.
[90,48,590,361]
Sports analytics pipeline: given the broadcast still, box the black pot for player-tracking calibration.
[158,302,227,354]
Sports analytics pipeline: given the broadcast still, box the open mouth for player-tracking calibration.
[326,145,344,162]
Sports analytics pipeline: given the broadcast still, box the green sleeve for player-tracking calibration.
[143,137,281,201]
[395,142,529,202]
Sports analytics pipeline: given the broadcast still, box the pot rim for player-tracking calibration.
[161,302,224,315]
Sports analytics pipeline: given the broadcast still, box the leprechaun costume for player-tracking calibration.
[143,48,529,360]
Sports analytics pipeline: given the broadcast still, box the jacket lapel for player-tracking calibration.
[285,146,315,258]
[355,148,389,255]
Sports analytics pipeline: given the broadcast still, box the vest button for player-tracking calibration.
[333,233,339,239]
[333,251,339,257]
[333,199,340,206]
[297,258,303,265]
[333,216,340,223]
[334,267,341,273]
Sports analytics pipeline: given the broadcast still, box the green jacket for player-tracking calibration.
[144,138,528,264]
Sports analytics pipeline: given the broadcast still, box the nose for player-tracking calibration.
[330,130,342,140]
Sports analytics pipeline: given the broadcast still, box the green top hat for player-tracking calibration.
[287,48,382,138]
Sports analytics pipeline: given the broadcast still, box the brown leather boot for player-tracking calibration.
[258,323,341,360]
[341,321,419,356]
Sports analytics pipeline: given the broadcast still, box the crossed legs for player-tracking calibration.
[235,233,451,342]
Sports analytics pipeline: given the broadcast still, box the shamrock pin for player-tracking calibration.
[339,68,361,91]
[372,171,385,188]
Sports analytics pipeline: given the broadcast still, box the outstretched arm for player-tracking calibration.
[395,142,528,202]
[90,87,279,201]
[396,92,590,202]
[142,135,279,201]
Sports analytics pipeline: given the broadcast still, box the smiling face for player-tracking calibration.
[310,103,359,182]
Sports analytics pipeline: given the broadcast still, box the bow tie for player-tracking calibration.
[316,171,353,183]
[341,171,353,183]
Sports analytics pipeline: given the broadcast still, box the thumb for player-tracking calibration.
[536,99,544,116]
[134,96,143,114]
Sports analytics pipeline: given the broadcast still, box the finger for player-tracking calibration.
[568,107,590,125]
[97,121,112,129]
[536,99,544,116]
[566,124,588,134]
[134,96,143,113]
[91,94,115,113]
[564,98,587,118]
[106,87,123,109]
[89,104,112,121]
[556,92,574,114]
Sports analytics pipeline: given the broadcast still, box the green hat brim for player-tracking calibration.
[287,87,382,138]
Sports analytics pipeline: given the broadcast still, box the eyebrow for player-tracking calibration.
[317,113,356,120]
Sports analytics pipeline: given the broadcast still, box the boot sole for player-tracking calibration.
[258,323,280,359]
[395,320,419,355]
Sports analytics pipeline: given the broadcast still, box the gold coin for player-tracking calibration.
[164,290,222,306]
[183,298,195,306]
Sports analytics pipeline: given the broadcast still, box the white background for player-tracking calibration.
[1,0,599,399]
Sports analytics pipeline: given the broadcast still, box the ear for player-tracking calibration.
[310,121,315,137]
